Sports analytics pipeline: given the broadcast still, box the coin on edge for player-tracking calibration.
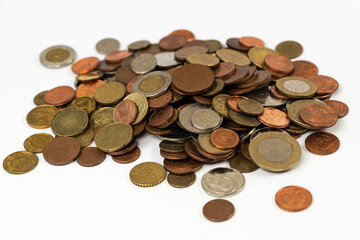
[3,151,38,174]
[167,173,196,188]
[129,162,166,187]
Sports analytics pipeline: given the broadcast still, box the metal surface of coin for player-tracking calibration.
[229,110,261,127]
[203,199,235,222]
[210,128,239,150]
[70,96,96,115]
[3,151,38,174]
[94,82,126,105]
[179,103,213,134]
[169,29,195,42]
[275,41,303,59]
[201,167,245,197]
[129,162,166,187]
[198,133,233,155]
[229,153,259,173]
[124,93,148,125]
[149,105,174,127]
[148,90,172,109]
[206,39,222,53]
[163,158,202,175]
[248,46,277,68]
[202,79,225,97]
[216,48,251,66]
[258,107,290,128]
[72,57,100,74]
[74,128,93,148]
[45,86,75,106]
[275,186,312,212]
[191,109,222,131]
[113,100,138,124]
[307,75,338,95]
[130,54,157,74]
[76,80,106,97]
[105,50,133,63]
[90,107,114,131]
[51,107,88,137]
[325,100,349,118]
[112,147,140,164]
[226,37,249,51]
[26,105,58,129]
[239,36,264,47]
[289,60,318,78]
[128,40,150,51]
[94,122,133,152]
[159,141,185,153]
[167,173,196,188]
[76,71,103,82]
[132,71,171,98]
[24,133,54,153]
[158,128,191,143]
[43,137,81,166]
[155,52,182,68]
[76,147,105,167]
[245,86,287,107]
[186,53,220,68]
[175,46,208,60]
[299,104,338,128]
[96,38,120,55]
[159,34,187,50]
[212,94,230,118]
[276,77,317,98]
[33,90,48,106]
[238,99,264,116]
[40,45,76,68]
[305,132,340,155]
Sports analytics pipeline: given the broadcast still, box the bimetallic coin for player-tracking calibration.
[26,105,58,129]
[129,162,166,187]
[132,71,171,98]
[124,93,148,125]
[276,77,317,98]
[275,186,312,212]
[167,173,196,188]
[229,153,259,173]
[201,167,245,197]
[96,38,120,55]
[216,48,251,66]
[39,45,76,68]
[155,52,182,68]
[51,107,88,137]
[191,109,222,131]
[130,54,157,74]
[203,199,235,222]
[3,151,38,174]
[94,122,133,152]
[24,133,54,153]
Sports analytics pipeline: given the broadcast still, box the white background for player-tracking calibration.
[0,0,359,239]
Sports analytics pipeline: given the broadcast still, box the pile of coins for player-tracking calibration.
[3,30,349,222]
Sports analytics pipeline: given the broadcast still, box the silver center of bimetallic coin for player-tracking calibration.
[283,80,310,93]
[257,138,292,162]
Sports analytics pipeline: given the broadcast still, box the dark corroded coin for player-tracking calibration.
[203,199,235,222]
[43,137,81,166]
[229,153,259,173]
[325,100,349,118]
[45,86,75,106]
[163,158,202,175]
[299,104,338,128]
[112,147,140,164]
[113,100,138,124]
[245,86,287,108]
[305,132,340,155]
[76,147,105,167]
[115,66,138,84]
[167,173,196,188]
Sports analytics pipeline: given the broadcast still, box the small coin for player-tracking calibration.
[105,50,133,63]
[305,132,339,155]
[115,66,138,84]
[289,60,318,78]
[33,90,48,106]
[212,94,230,118]
[325,100,349,118]
[148,90,172,109]
[113,100,138,124]
[129,162,166,187]
[206,39,222,53]
[276,77,317,98]
[149,105,174,127]
[43,137,81,166]
[76,147,105,167]
[128,40,150,51]
[94,122,133,152]
[124,93,148,125]
[24,133,54,153]
[26,105,58,129]
[169,29,195,42]
[275,186,312,212]
[159,141,185,153]
[112,147,140,164]
[307,75,338,95]
[90,107,114,131]
[229,110,261,127]
[239,36,264,48]
[71,57,100,74]
[167,173,196,188]
[275,41,303,59]
[203,199,235,222]
[163,158,202,175]
[248,46,277,68]
[74,128,93,148]
[130,54,157,74]
[3,151,38,174]
[213,62,236,78]
[229,153,259,173]
[299,104,338,128]
[179,104,212,133]
[201,167,245,197]
[198,133,233,155]
[216,48,251,66]
[70,96,96,115]
[132,71,171,98]
[76,80,105,97]
[51,107,88,137]
[155,52,182,69]
[159,34,187,50]
[191,109,222,131]
[96,38,120,55]
[258,107,290,128]
[237,99,264,116]
[264,54,294,74]
[245,86,287,107]
[39,45,76,68]
[94,82,126,105]
[226,37,249,51]
[210,128,239,150]
[186,53,220,68]
[45,86,75,106]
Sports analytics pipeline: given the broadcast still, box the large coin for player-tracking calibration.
[3,151,38,174]
[51,107,88,137]
[26,105,58,129]
[132,71,171,98]
[94,122,133,152]
[276,77,317,98]
[129,162,166,187]
[39,45,76,68]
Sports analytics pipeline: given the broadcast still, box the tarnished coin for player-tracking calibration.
[325,100,349,118]
[179,104,212,134]
[94,82,126,105]
[132,71,171,98]
[239,36,264,48]
[90,107,114,131]
[229,110,261,127]
[124,93,148,125]
[39,45,76,68]
[237,99,264,116]
[299,104,338,128]
[201,167,245,197]
[33,90,48,106]
[130,54,157,74]
[26,105,58,129]
[276,77,317,98]
[3,151,38,174]
[105,50,133,63]
[128,40,151,51]
[203,199,235,222]
[76,147,105,167]
[248,46,277,68]
[169,29,195,42]
[210,128,239,150]
[216,48,251,66]
[76,80,105,97]
[43,137,81,166]
[245,86,287,107]
[112,147,140,164]
[76,71,103,82]
[148,90,172,109]
[289,60,318,78]
[202,79,225,97]
[70,96,96,115]
[198,133,233,155]
[155,52,182,69]
[159,141,185,153]
[205,40,221,53]
[305,132,339,155]
[74,128,93,148]
[71,57,100,74]
[213,62,236,78]
[113,100,138,124]
[138,44,163,55]
[258,107,290,128]
[24,133,54,153]
[51,107,88,137]
[115,66,138,84]
[163,158,202,175]
[45,86,75,106]
[94,122,133,152]
[275,186,312,212]
[212,94,230,118]
[96,38,120,54]
[129,162,166,187]
[186,53,220,68]
[275,41,303,59]
[167,173,196,188]
[264,54,294,74]
[191,109,222,131]
[307,75,338,95]
[248,131,301,172]
[159,34,187,50]
[229,153,259,173]
[226,37,249,51]
[175,46,208,61]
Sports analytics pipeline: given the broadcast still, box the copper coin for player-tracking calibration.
[97,60,122,72]
[210,128,239,150]
[221,65,249,85]
[203,199,235,222]
[175,46,208,61]
[185,139,217,163]
[115,66,139,84]
[159,34,187,51]
[264,54,294,74]
[305,132,340,155]
[213,62,236,78]
[76,147,105,167]
[145,123,175,135]
[43,137,81,166]
[183,40,207,48]
[172,64,215,95]
[113,100,138,124]
[132,120,147,136]
[169,29,195,42]
[112,147,140,164]
[289,60,318,78]
[227,96,246,113]
[239,36,264,48]
[76,80,105,97]
[269,85,289,99]
[226,38,250,51]
[325,100,349,118]
[105,50,133,63]
[109,139,137,156]
[148,90,172,109]
[240,139,251,160]
[149,105,174,127]
[307,75,338,95]
[163,158,202,175]
[275,186,312,212]
[126,76,141,94]
[160,150,188,160]
[299,104,338,128]
[71,57,99,74]
[258,107,290,128]
[44,86,75,106]
[193,95,212,106]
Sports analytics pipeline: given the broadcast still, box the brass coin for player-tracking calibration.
[51,107,88,137]
[124,93,148,125]
[128,40,151,51]
[175,46,208,60]
[212,94,230,118]
[237,99,264,116]
[24,133,54,153]
[186,53,220,68]
[132,71,171,98]
[129,162,166,187]
[229,110,261,127]
[198,133,233,155]
[159,141,186,153]
[3,151,38,174]
[94,122,133,152]
[26,105,58,129]
[206,39,222,53]
[229,153,259,173]
[70,96,96,115]
[167,173,196,188]
[276,77,317,98]
[33,90,48,106]
[202,79,225,97]
[248,46,277,68]
[94,82,126,105]
[76,71,103,82]
[74,128,93,148]
[90,107,114,131]
[216,48,251,66]
[275,41,303,59]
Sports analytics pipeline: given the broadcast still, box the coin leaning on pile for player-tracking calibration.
[4,29,349,221]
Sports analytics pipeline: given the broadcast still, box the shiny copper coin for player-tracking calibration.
[76,80,105,97]
[159,34,187,50]
[169,29,195,42]
[299,104,338,128]
[163,158,202,175]
[109,139,137,156]
[105,50,133,63]
[239,36,264,48]
[113,100,138,124]
[76,147,105,167]
[210,128,239,150]
[275,186,312,212]
[289,60,318,78]
[149,105,174,127]
[305,132,340,155]
[184,139,217,163]
[264,54,294,74]
[160,150,188,160]
[258,107,290,128]
[325,100,349,118]
[213,62,236,78]
[112,147,140,164]
[148,90,172,109]
[71,57,99,74]
[307,75,338,95]
[43,137,81,166]
[203,199,235,222]
[132,120,147,136]
[227,96,246,113]
[44,86,75,106]
[115,66,139,84]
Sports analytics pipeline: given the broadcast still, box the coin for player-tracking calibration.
[97,60,122,72]
[94,82,126,105]
[222,119,249,132]
[132,120,147,136]
[229,153,259,173]
[198,133,233,155]
[237,99,264,116]
[33,90,48,106]
[159,141,185,153]
[186,53,220,68]
[155,52,182,69]
[276,77,317,98]
[175,46,208,60]
[163,158,202,175]
[245,86,287,107]
[113,100,138,124]
[202,79,225,97]
[212,94,230,118]
[130,54,157,74]
[158,128,191,143]
[90,107,114,131]
[169,29,195,42]
[248,131,301,172]
[201,167,245,197]
[74,128,93,147]
[167,173,196,188]
[3,151,38,174]
[213,62,236,78]
[229,110,261,127]
[51,107,88,137]
[71,57,100,74]
[147,123,175,135]
[289,60,318,78]
[112,147,140,164]
[43,137,81,166]
[160,150,188,160]
[203,199,235,222]
[226,37,249,51]
[105,50,133,63]
[24,133,54,153]
[307,75,338,95]
[275,41,303,59]
[216,48,251,66]
[94,122,133,152]
[270,85,289,99]
[44,86,75,106]
[70,96,96,115]
[149,105,174,127]
[128,40,150,51]
[129,162,166,187]
[264,54,294,74]
[124,93,148,125]
[76,80,105,97]
[138,44,164,55]
[275,186,312,212]
[76,147,105,167]
[26,105,58,129]
[299,104,338,128]
[248,46,277,68]
[305,132,340,155]
[210,128,239,150]
[258,107,290,128]
[325,100,349,118]
[190,109,222,131]
[159,34,187,50]
[239,36,264,47]
[96,38,120,54]
[39,45,76,68]
[148,90,172,109]
[132,71,171,98]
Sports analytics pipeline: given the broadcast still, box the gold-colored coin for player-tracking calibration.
[33,90,48,106]
[198,133,233,155]
[3,151,38,174]
[94,122,133,152]
[275,41,303,59]
[124,93,148,125]
[139,75,164,93]
[229,110,261,127]
[74,128,93,148]
[94,82,126,105]
[129,162,166,187]
[89,107,114,131]
[229,153,259,173]
[70,96,96,115]
[216,49,251,66]
[76,71,103,82]
[212,94,230,118]
[51,107,89,137]
[275,77,317,98]
[202,79,225,97]
[24,133,54,153]
[248,47,277,68]
[170,90,184,104]
[26,105,58,129]
[167,173,196,188]
[237,99,264,116]
[186,53,220,68]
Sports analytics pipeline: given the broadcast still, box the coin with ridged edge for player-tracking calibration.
[94,122,133,152]
[276,77,317,98]
[24,133,54,153]
[3,151,38,174]
[26,105,58,129]
[94,82,126,105]
[51,107,88,137]
[167,173,196,188]
[130,162,166,187]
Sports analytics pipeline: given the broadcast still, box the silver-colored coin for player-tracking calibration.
[132,71,171,98]
[121,56,135,67]
[201,167,245,197]
[96,38,120,55]
[157,128,191,143]
[39,45,76,69]
[130,54,157,74]
[179,103,215,134]
[245,86,287,107]
[191,109,222,130]
[128,40,151,51]
[154,52,183,69]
